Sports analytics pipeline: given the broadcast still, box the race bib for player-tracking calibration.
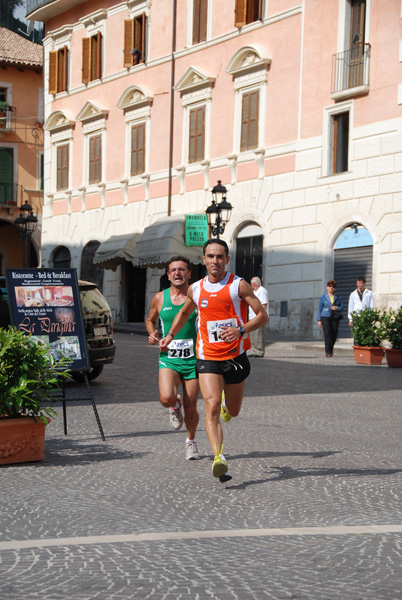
[206,318,237,343]
[167,338,194,358]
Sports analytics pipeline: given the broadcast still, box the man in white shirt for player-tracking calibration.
[248,277,269,357]
[348,276,374,326]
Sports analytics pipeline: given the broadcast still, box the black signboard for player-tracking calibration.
[5,268,89,373]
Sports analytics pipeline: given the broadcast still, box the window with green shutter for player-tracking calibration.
[0,147,14,205]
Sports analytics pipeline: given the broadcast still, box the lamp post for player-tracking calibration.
[14,201,38,268]
[206,181,233,239]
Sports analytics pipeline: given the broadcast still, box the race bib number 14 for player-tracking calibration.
[206,318,237,343]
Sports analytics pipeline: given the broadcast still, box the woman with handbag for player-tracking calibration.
[317,280,343,357]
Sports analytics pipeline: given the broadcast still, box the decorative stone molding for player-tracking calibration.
[79,9,107,28]
[200,160,210,190]
[78,187,86,213]
[76,101,109,125]
[141,174,150,201]
[117,85,153,113]
[254,148,266,179]
[45,110,75,134]
[227,154,238,185]
[120,179,129,205]
[226,45,271,78]
[174,166,186,194]
[98,183,106,209]
[174,66,215,96]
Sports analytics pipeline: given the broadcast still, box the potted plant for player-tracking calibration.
[350,307,385,365]
[0,326,69,465]
[382,305,402,367]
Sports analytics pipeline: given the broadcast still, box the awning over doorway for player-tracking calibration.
[94,233,141,271]
[132,216,204,268]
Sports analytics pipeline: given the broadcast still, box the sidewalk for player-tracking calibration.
[114,321,355,355]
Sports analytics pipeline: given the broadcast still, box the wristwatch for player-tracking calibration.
[237,326,245,337]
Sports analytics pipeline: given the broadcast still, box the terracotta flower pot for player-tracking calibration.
[0,417,49,465]
[385,348,402,368]
[353,346,384,365]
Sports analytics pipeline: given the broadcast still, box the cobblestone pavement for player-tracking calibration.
[1,333,401,600]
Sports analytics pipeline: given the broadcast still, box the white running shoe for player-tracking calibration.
[185,440,200,460]
[169,394,184,430]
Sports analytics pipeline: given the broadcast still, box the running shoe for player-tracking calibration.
[169,394,184,430]
[185,440,200,460]
[220,392,232,422]
[212,444,229,478]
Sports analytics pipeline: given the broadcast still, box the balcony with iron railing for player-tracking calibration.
[0,106,16,134]
[0,183,19,207]
[331,43,370,100]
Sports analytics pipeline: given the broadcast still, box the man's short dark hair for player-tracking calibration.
[167,255,191,270]
[356,276,366,283]
[203,238,229,256]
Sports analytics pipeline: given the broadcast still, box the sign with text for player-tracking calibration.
[185,214,208,247]
[5,268,89,372]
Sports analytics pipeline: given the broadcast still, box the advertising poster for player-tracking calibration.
[5,268,89,373]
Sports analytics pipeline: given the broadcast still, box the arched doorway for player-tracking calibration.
[52,246,71,269]
[334,223,373,338]
[235,223,263,284]
[80,241,104,290]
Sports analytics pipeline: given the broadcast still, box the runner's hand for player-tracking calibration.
[159,337,170,351]
[148,331,159,345]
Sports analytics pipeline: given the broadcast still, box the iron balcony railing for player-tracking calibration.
[0,183,19,207]
[332,43,370,95]
[0,106,16,133]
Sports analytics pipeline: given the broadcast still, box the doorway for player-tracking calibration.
[235,224,263,284]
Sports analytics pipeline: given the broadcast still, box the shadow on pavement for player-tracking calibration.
[226,466,402,490]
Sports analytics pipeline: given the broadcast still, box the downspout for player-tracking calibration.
[167,0,177,217]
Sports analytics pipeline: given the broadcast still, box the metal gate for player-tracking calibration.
[334,245,373,337]
[235,235,263,284]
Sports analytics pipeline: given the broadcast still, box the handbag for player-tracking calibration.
[331,311,343,321]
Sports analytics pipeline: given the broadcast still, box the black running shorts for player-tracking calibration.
[196,352,251,384]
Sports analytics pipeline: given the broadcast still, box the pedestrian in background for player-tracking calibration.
[348,276,374,327]
[248,277,269,357]
[317,280,343,357]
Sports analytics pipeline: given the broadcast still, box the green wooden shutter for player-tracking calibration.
[0,147,13,204]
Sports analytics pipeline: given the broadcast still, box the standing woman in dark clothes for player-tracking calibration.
[317,280,343,357]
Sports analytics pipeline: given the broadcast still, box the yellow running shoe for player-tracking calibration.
[220,391,232,422]
[212,445,229,478]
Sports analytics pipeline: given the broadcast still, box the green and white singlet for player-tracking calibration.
[159,288,197,380]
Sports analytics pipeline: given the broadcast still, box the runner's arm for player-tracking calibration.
[240,280,269,333]
[145,292,163,345]
[159,288,197,351]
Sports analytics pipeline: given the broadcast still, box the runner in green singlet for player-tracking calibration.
[146,256,200,460]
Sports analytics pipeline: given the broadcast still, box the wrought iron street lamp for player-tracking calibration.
[14,200,38,268]
[206,181,233,239]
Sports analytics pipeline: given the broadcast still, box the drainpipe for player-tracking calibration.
[167,0,177,217]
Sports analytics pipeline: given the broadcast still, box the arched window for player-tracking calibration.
[53,246,71,269]
[80,241,104,290]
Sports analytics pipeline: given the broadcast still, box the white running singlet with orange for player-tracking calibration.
[192,273,251,360]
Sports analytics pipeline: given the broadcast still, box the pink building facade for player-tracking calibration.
[27,0,402,337]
